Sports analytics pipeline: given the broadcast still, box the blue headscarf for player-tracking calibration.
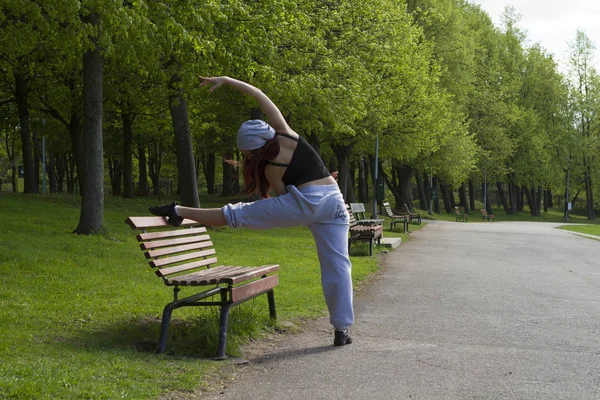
[237,120,276,150]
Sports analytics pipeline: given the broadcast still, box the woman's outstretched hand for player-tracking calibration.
[199,76,228,92]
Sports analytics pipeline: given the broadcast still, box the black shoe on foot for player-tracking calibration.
[149,201,183,227]
[334,329,352,346]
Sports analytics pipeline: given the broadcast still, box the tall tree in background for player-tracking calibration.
[75,10,104,234]
[567,30,599,220]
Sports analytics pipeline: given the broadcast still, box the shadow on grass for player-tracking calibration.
[68,304,274,359]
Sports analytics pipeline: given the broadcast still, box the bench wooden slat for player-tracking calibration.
[231,275,279,303]
[141,235,212,250]
[156,257,220,278]
[151,249,217,268]
[145,242,215,259]
[225,264,281,285]
[137,227,208,241]
[166,266,253,286]
[161,264,232,281]
[193,266,251,282]
[125,216,199,230]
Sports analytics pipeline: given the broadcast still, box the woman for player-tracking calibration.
[150,76,353,346]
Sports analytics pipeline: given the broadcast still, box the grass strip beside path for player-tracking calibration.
[557,224,600,237]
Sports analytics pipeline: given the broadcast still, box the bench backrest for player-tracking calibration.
[125,216,217,282]
[382,202,395,218]
[480,209,488,216]
[454,206,461,215]
[346,204,359,228]
[349,203,367,221]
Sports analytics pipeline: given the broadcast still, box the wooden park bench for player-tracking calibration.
[125,216,279,360]
[349,203,384,226]
[382,202,409,233]
[480,209,495,222]
[454,206,468,222]
[346,204,383,256]
[404,203,422,225]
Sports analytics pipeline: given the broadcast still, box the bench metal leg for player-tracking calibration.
[215,302,231,360]
[267,289,277,320]
[158,303,175,354]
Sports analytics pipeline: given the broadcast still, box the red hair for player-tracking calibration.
[242,136,280,198]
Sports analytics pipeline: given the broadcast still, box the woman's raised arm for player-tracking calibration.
[200,76,291,134]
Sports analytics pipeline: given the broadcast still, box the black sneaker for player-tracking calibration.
[334,329,352,346]
[149,201,183,227]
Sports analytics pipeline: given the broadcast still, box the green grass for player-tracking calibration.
[557,224,600,237]
[0,192,382,399]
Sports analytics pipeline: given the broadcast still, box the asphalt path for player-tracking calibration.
[203,221,600,399]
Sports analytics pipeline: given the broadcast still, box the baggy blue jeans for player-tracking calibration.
[222,184,354,330]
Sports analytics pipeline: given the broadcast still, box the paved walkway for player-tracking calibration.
[204,221,600,399]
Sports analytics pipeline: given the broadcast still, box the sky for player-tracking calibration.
[472,0,600,72]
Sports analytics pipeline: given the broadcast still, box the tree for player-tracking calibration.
[567,30,599,220]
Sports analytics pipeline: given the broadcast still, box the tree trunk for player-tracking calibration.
[48,153,58,193]
[169,73,199,208]
[331,143,353,201]
[469,180,475,210]
[388,163,414,209]
[201,152,216,194]
[526,185,538,216]
[14,72,37,193]
[358,156,369,204]
[109,157,122,196]
[517,185,524,212]
[32,128,40,191]
[148,142,162,197]
[75,29,104,234]
[440,181,453,213]
[508,182,518,213]
[11,165,16,192]
[496,182,509,214]
[122,112,134,198]
[54,154,65,193]
[221,150,234,196]
[432,176,440,213]
[458,183,470,214]
[416,170,427,210]
[67,81,84,195]
[137,143,148,196]
[66,154,76,193]
[585,167,595,220]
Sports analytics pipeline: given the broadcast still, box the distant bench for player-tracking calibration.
[382,202,409,233]
[125,216,279,360]
[480,209,495,222]
[403,203,422,225]
[347,204,383,256]
[454,206,467,222]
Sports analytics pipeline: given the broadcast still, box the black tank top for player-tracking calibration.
[268,133,331,187]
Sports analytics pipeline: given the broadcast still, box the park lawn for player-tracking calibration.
[557,224,600,237]
[0,193,379,399]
